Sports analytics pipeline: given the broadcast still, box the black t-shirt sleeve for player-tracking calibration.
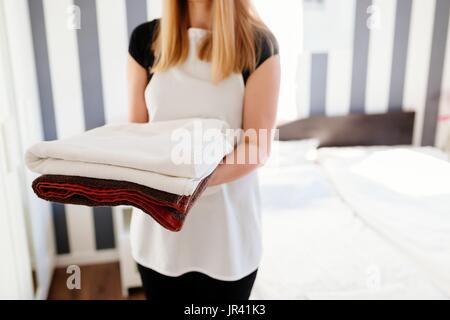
[129,21,277,83]
[255,30,279,69]
[128,19,159,76]
[243,30,279,84]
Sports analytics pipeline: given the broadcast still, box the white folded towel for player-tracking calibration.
[26,118,233,196]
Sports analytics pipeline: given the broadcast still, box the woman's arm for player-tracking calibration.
[128,54,150,123]
[208,55,281,186]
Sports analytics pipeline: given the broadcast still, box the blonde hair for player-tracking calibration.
[152,0,273,82]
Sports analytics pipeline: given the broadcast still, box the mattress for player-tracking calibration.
[251,146,449,300]
[316,146,450,297]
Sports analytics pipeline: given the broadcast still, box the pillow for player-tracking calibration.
[265,139,319,168]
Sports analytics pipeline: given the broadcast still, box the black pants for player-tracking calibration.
[137,264,258,300]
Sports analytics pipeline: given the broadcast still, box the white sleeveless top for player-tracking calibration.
[129,28,262,281]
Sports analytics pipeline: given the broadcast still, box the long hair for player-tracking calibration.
[151,0,273,82]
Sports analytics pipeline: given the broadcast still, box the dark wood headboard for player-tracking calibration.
[277,111,415,147]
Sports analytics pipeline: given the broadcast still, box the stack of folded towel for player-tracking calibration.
[25,118,233,231]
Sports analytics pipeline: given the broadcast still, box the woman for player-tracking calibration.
[128,0,280,300]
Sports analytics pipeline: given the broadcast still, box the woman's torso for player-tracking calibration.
[130,23,265,281]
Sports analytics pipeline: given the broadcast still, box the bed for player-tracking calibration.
[250,112,450,300]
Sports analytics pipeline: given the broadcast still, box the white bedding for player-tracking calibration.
[316,146,450,297]
[251,145,449,300]
[25,118,232,195]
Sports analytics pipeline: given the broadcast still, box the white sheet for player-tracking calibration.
[251,147,448,300]
[25,118,233,195]
[316,146,450,297]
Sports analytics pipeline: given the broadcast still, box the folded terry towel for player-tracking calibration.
[26,118,233,195]
[26,118,233,231]
[32,174,212,231]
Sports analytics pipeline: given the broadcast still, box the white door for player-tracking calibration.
[0,1,33,300]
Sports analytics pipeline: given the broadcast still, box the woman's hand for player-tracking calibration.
[208,55,281,186]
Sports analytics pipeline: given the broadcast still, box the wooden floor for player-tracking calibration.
[47,262,145,300]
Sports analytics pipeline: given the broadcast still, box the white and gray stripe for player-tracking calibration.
[28,0,70,255]
[75,0,115,250]
[365,0,397,114]
[422,0,450,146]
[349,0,372,113]
[310,53,328,116]
[126,0,147,38]
[388,0,413,111]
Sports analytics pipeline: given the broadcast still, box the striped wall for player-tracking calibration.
[28,0,154,259]
[26,0,450,259]
[302,0,450,147]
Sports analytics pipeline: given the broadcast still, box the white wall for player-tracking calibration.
[3,0,56,300]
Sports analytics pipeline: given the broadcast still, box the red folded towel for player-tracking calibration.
[32,174,211,232]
